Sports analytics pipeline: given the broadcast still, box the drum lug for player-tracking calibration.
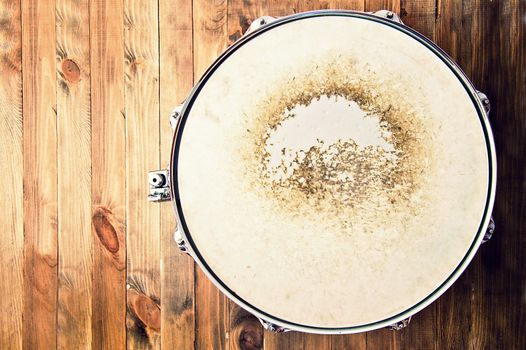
[482,216,495,243]
[245,16,278,35]
[169,103,184,132]
[257,318,290,333]
[148,169,171,202]
[476,91,491,114]
[371,10,404,24]
[388,316,411,330]
[174,227,189,253]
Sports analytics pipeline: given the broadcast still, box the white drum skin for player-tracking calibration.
[171,11,496,333]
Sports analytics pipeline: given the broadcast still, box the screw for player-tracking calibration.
[386,11,394,19]
[149,173,166,187]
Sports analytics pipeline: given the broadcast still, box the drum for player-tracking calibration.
[149,10,496,334]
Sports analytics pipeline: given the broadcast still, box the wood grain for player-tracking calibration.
[399,0,435,39]
[364,0,400,12]
[21,0,58,348]
[435,0,461,61]
[489,0,526,347]
[124,0,161,348]
[90,0,127,348]
[193,1,230,349]
[0,0,23,348]
[159,0,196,349]
[56,0,92,347]
[1,1,525,348]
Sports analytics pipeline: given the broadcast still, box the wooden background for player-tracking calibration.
[0,0,524,349]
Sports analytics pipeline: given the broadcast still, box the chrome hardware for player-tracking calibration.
[169,103,184,132]
[257,318,290,333]
[388,316,411,330]
[148,169,171,202]
[246,16,278,35]
[174,227,189,253]
[482,217,495,243]
[476,91,491,114]
[372,10,404,24]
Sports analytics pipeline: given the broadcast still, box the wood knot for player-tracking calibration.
[129,292,161,332]
[92,207,119,253]
[61,58,80,83]
[239,325,263,350]
[231,309,263,350]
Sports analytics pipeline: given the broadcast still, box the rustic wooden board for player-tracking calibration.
[0,1,525,349]
[159,0,196,349]
[0,1,23,348]
[56,0,93,347]
[124,0,162,348]
[90,0,127,348]
[21,0,58,348]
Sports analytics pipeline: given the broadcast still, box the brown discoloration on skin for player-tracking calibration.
[92,207,120,254]
[242,56,432,230]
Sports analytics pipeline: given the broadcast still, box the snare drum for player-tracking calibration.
[149,10,496,334]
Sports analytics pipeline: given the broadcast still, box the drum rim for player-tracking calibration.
[169,9,497,334]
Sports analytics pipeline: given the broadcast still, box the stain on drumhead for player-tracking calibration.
[239,55,433,232]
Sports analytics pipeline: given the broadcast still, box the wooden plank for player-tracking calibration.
[230,307,264,350]
[332,332,367,350]
[0,0,23,348]
[297,0,365,11]
[21,0,58,348]
[464,0,525,348]
[488,0,526,348]
[435,0,462,61]
[297,0,334,11]
[90,0,127,348]
[159,0,195,349]
[364,0,400,12]
[331,0,365,10]
[55,0,92,347]
[399,306,436,350]
[399,0,435,39]
[124,0,161,348]
[227,0,267,44]
[193,1,230,349]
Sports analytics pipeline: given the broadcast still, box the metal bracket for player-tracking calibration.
[174,227,189,253]
[257,318,290,333]
[482,216,495,243]
[169,103,184,132]
[388,316,411,330]
[372,10,404,24]
[245,16,278,35]
[476,91,491,114]
[148,169,171,202]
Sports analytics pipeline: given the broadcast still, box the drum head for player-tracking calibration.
[172,11,495,331]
